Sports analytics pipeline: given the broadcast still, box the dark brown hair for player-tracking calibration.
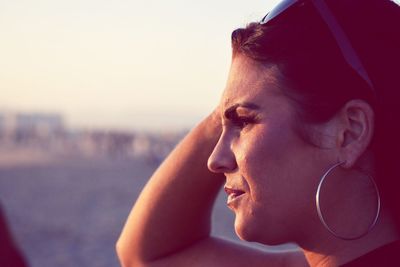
[231,0,400,222]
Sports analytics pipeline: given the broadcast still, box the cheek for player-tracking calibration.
[237,126,294,187]
[236,123,315,207]
[232,123,331,243]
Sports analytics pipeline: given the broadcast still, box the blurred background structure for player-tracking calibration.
[0,111,183,165]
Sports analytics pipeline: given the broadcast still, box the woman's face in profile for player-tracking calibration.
[208,55,333,245]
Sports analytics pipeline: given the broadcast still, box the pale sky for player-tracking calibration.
[0,0,280,131]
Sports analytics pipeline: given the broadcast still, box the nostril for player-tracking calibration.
[207,134,237,173]
[207,155,219,173]
[207,151,237,174]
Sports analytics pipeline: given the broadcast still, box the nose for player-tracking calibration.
[207,132,237,174]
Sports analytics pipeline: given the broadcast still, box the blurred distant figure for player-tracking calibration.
[0,203,27,267]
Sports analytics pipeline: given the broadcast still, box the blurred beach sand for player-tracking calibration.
[0,151,295,267]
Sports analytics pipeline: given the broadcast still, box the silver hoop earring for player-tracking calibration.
[315,161,381,240]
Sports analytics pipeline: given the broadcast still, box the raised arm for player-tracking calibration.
[116,111,306,267]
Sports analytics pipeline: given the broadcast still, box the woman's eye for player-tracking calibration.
[232,116,255,128]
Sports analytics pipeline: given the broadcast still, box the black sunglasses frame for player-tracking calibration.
[261,0,375,94]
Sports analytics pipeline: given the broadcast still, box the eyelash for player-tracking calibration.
[231,116,256,129]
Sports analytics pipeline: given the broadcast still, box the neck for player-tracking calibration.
[301,208,400,267]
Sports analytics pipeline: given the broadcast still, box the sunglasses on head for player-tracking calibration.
[261,0,375,94]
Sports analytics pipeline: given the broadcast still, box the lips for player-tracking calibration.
[224,186,245,206]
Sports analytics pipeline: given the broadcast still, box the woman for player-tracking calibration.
[117,0,400,266]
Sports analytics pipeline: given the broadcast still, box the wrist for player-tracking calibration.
[200,109,222,141]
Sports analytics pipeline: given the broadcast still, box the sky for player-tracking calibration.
[0,0,281,131]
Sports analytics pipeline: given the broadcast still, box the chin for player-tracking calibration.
[234,214,261,242]
[234,214,290,246]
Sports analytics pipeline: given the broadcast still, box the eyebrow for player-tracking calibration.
[223,102,260,119]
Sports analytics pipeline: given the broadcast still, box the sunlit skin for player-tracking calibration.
[116,53,309,267]
[208,54,335,245]
[208,54,400,266]
[117,53,399,267]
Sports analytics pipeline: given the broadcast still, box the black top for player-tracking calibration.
[341,240,400,267]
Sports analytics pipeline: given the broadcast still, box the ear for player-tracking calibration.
[336,99,374,168]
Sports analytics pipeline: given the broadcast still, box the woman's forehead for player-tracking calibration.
[222,56,284,108]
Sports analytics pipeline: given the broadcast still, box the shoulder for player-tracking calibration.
[147,237,308,267]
